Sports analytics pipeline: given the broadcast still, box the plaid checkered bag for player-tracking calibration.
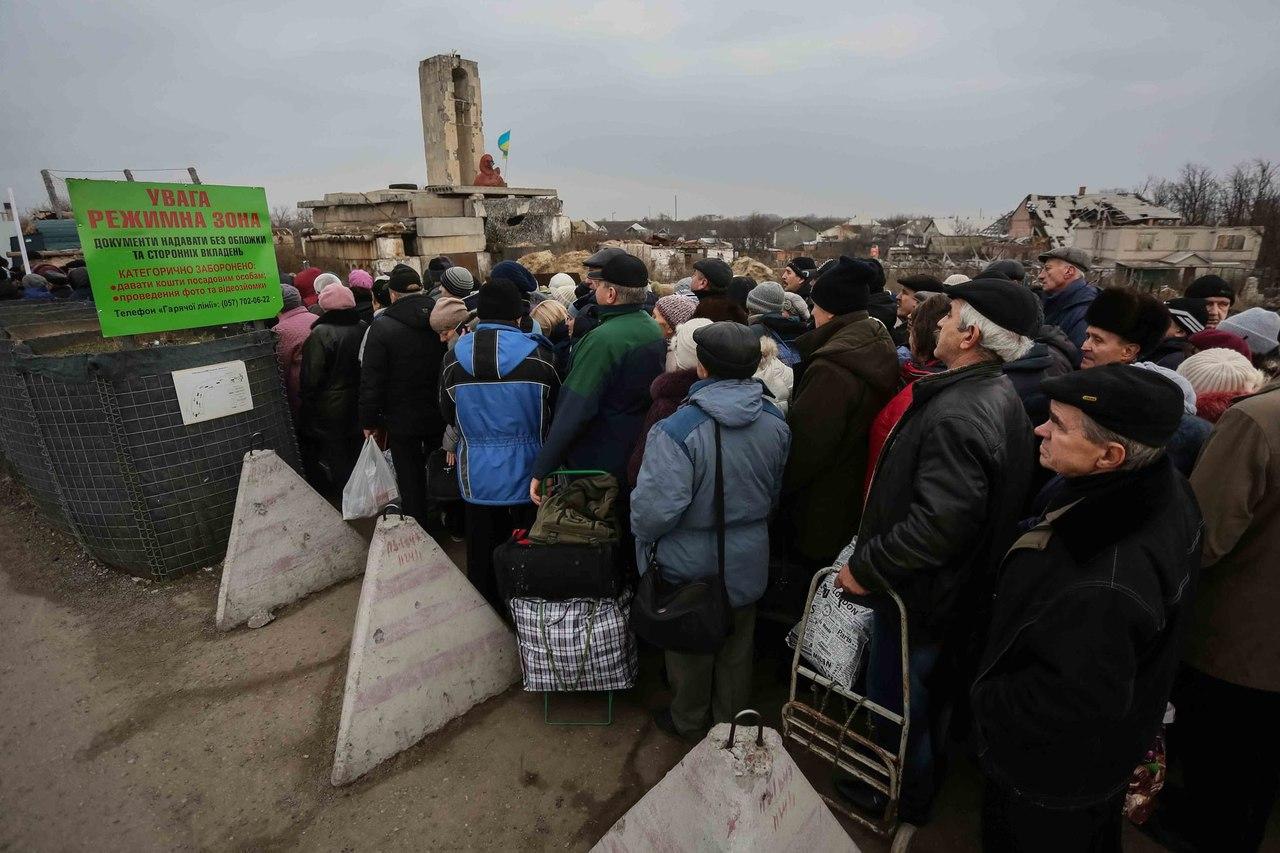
[510,591,637,692]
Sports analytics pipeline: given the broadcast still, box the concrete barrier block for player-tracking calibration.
[592,723,857,852]
[415,217,486,237]
[331,514,520,786]
[215,450,367,631]
[410,234,488,255]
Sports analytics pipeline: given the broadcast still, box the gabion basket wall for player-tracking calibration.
[1,327,299,578]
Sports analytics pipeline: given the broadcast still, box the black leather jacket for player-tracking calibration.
[852,361,1036,644]
[972,458,1201,807]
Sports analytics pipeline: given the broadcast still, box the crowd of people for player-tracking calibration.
[9,219,1277,848]
[33,237,1241,850]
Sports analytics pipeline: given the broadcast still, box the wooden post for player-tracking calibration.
[187,167,202,185]
[123,170,135,181]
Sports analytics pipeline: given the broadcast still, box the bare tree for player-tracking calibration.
[270,204,311,234]
[1164,163,1222,225]
[1134,175,1174,208]
[1221,159,1277,226]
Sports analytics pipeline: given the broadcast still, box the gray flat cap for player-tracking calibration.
[1037,246,1092,272]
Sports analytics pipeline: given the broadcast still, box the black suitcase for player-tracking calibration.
[494,530,621,601]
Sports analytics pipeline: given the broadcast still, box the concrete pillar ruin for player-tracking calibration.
[419,54,485,188]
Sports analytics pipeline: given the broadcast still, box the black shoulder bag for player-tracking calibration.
[631,421,733,654]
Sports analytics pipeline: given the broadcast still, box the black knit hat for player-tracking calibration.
[1185,274,1235,304]
[810,256,875,315]
[728,276,755,308]
[1041,365,1184,448]
[692,258,733,293]
[1085,288,1171,355]
[1166,297,1208,335]
[787,256,817,276]
[477,279,524,321]
[388,263,423,293]
[947,277,1041,337]
[865,258,886,292]
[693,321,761,379]
[897,273,946,295]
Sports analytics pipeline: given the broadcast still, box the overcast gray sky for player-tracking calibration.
[5,0,1278,224]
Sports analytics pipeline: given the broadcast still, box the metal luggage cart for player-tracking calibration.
[781,566,917,852]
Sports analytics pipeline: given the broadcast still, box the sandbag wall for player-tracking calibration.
[0,305,299,578]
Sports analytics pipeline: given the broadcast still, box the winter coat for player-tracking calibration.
[438,322,560,505]
[1167,413,1212,477]
[864,358,946,498]
[532,303,666,481]
[273,306,318,417]
[1037,323,1080,370]
[1188,385,1280,691]
[632,378,791,608]
[1041,277,1098,350]
[542,320,573,378]
[358,292,446,438]
[570,291,600,340]
[750,313,808,361]
[754,357,793,415]
[783,311,899,562]
[352,288,375,325]
[972,457,1201,807]
[852,362,1036,645]
[299,309,367,476]
[1149,336,1195,371]
[1002,341,1073,426]
[627,368,698,488]
[865,290,898,330]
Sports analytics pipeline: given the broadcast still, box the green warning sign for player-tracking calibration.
[67,179,282,337]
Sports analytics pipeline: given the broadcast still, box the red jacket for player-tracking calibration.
[864,359,944,499]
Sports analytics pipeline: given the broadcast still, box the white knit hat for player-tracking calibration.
[1177,348,1264,395]
[670,317,712,371]
[943,274,971,286]
[313,272,342,294]
[549,272,575,290]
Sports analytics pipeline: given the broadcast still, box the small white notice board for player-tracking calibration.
[172,360,254,425]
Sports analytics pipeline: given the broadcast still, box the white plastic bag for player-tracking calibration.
[785,539,875,688]
[342,436,400,520]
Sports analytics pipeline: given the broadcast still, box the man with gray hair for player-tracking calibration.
[833,277,1039,824]
[972,365,1200,849]
[1036,246,1097,349]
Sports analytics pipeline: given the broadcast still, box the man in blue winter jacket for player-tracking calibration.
[439,279,560,610]
[631,321,791,741]
[1037,247,1097,351]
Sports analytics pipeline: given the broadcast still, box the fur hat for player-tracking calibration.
[1085,288,1171,355]
[1177,348,1263,395]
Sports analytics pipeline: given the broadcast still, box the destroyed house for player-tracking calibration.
[1002,190,1181,247]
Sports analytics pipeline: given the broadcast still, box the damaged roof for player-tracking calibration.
[1024,192,1181,246]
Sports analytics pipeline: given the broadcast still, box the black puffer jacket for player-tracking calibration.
[1148,336,1195,370]
[300,309,367,440]
[972,458,1201,807]
[358,292,446,437]
[852,362,1036,644]
[352,288,375,325]
[865,290,897,330]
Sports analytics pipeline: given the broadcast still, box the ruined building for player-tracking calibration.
[299,54,568,278]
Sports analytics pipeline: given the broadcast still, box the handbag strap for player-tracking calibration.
[714,421,725,583]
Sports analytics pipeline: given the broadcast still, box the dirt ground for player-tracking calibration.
[0,471,1175,852]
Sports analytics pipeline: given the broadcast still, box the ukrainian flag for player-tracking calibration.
[497,130,511,156]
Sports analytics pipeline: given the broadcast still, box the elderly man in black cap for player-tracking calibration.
[359,263,446,530]
[833,276,1039,824]
[632,321,791,741]
[1184,273,1235,328]
[972,365,1200,852]
[569,246,628,340]
[1037,247,1097,349]
[690,258,746,324]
